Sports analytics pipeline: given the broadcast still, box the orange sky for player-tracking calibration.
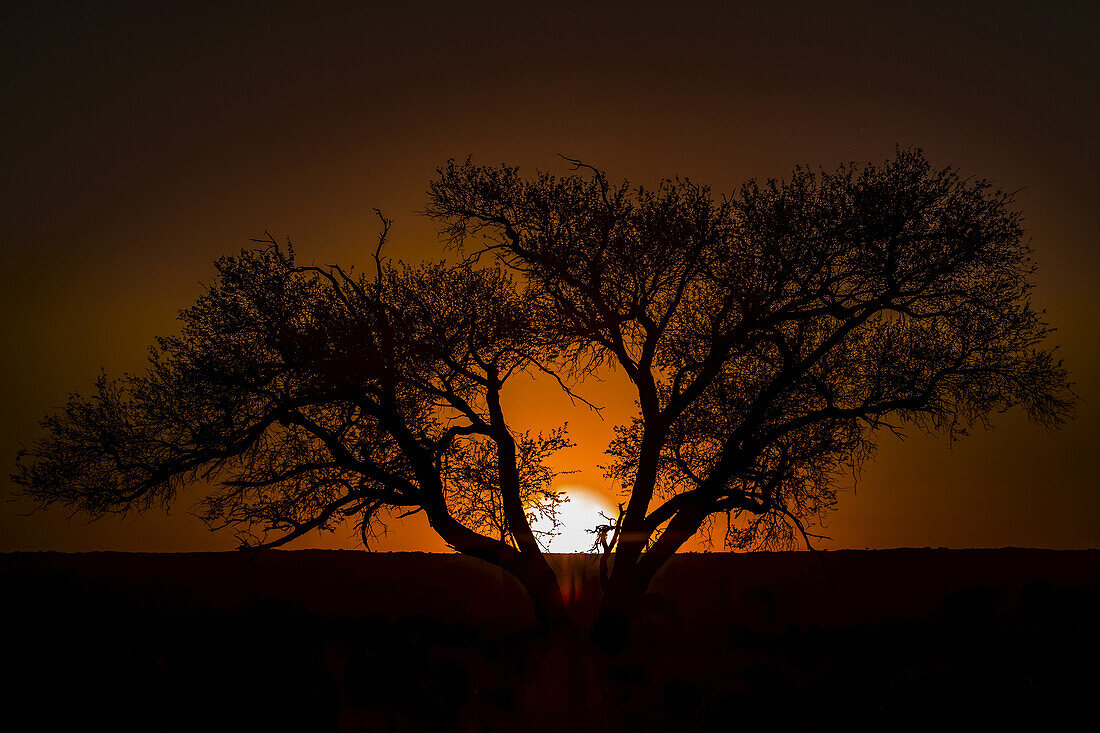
[2,1,1097,552]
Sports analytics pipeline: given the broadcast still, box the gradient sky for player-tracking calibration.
[2,0,1097,552]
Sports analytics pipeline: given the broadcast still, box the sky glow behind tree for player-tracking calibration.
[2,0,1097,551]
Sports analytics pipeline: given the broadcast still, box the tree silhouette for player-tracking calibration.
[14,150,1074,639]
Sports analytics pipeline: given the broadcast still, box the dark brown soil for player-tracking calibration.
[4,549,1097,732]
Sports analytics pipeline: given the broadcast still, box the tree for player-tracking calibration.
[14,150,1074,641]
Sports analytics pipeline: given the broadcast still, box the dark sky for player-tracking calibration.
[3,0,1097,552]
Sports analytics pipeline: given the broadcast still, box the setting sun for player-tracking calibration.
[533,487,617,554]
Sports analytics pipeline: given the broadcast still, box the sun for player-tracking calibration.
[531,486,617,554]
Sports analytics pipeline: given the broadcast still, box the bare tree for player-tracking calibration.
[14,151,1074,641]
[424,149,1074,640]
[13,217,579,628]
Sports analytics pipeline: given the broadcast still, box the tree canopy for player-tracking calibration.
[14,149,1074,634]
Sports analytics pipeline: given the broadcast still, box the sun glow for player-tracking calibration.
[532,486,617,554]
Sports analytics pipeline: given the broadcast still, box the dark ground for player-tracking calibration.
[3,549,1097,732]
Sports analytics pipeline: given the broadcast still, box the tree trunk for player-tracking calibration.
[591,558,653,650]
[518,555,573,632]
[592,580,643,650]
[425,504,571,631]
[593,497,709,648]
